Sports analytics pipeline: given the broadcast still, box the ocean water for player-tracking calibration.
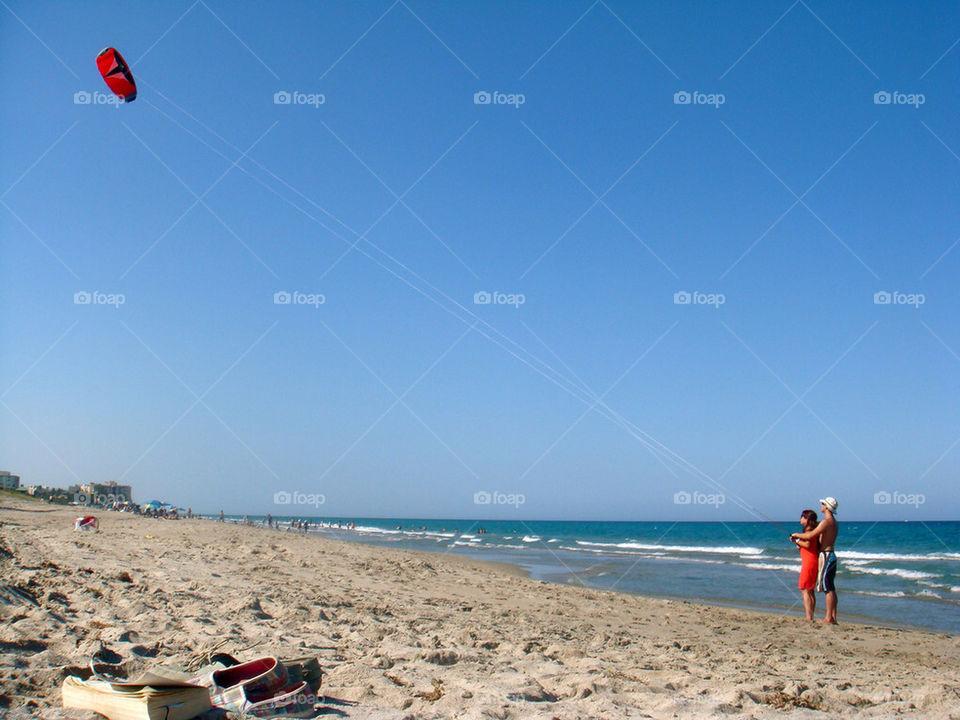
[227,517,960,634]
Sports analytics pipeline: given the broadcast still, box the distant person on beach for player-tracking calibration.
[791,497,839,624]
[218,510,224,522]
[791,509,819,620]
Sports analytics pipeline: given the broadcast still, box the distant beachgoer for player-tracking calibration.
[791,509,819,620]
[791,497,839,624]
[219,510,224,522]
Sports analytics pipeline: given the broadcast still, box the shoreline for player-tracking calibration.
[2,499,959,718]
[202,513,958,635]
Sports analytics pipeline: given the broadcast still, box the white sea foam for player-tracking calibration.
[735,562,799,573]
[853,590,907,598]
[841,550,960,563]
[575,540,764,555]
[846,566,939,581]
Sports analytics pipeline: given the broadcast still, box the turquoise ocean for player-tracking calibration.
[225,517,960,634]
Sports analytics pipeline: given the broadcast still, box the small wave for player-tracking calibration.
[852,590,907,599]
[735,562,799,573]
[353,525,401,535]
[522,536,541,543]
[841,550,960,563]
[448,541,476,548]
[558,545,669,559]
[575,540,764,555]
[846,566,939,581]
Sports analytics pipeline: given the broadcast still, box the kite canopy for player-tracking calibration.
[96,47,137,102]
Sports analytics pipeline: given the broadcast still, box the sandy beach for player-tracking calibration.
[1,498,958,719]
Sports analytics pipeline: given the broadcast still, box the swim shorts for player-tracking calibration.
[816,549,837,593]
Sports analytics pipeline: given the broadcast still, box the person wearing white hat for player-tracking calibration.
[791,496,839,624]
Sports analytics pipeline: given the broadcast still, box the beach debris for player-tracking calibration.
[415,679,443,702]
[384,673,410,687]
[74,517,99,532]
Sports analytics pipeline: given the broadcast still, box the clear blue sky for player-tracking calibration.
[2,1,959,519]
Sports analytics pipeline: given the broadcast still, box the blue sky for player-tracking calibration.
[2,1,959,519]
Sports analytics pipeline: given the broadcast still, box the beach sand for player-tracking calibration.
[1,498,958,719]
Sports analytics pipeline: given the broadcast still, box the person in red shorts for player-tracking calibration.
[792,509,819,621]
